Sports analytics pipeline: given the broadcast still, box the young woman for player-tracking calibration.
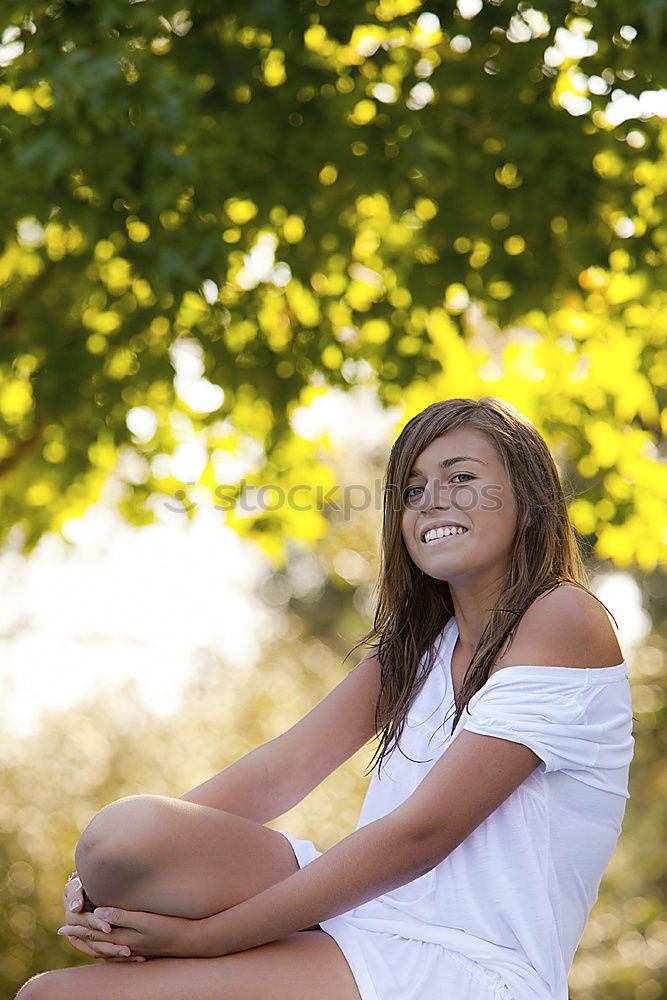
[18,397,635,1000]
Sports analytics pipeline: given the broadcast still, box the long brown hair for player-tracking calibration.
[357,396,617,776]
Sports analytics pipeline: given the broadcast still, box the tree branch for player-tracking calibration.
[0,418,49,479]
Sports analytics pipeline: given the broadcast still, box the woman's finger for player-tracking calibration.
[62,910,112,934]
[67,890,84,913]
[62,875,84,913]
[93,906,141,930]
[65,935,122,961]
[58,924,117,943]
[63,933,133,960]
[65,935,99,959]
[58,923,142,953]
[66,935,145,963]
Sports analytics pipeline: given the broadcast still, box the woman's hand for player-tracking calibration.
[62,872,85,919]
[60,874,145,962]
[58,907,201,960]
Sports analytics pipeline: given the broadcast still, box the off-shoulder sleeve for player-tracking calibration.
[456,667,635,796]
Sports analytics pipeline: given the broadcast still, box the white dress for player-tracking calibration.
[278,616,635,1000]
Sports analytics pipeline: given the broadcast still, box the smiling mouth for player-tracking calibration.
[422,526,468,544]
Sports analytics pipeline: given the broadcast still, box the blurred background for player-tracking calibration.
[0,1,665,997]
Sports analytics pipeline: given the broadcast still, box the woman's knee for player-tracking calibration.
[75,794,172,903]
[15,969,72,1000]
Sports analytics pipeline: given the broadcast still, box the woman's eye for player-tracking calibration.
[405,486,423,500]
[451,473,475,484]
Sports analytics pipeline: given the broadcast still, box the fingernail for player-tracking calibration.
[97,921,111,934]
[118,947,131,958]
[69,900,82,911]
[57,928,65,936]
[94,908,112,920]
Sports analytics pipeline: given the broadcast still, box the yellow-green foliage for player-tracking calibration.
[0,0,664,569]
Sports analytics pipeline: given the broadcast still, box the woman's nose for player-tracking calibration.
[421,478,449,511]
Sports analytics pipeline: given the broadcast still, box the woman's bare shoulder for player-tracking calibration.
[494,583,624,671]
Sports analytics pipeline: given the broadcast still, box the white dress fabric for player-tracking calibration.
[278,616,635,1000]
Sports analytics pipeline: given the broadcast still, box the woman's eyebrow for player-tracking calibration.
[407,456,487,477]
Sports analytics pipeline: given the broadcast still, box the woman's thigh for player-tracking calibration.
[76,795,302,917]
[20,930,362,1000]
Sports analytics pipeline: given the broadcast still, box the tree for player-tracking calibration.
[0,0,664,569]
[2,7,665,996]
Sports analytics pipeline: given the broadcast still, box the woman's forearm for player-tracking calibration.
[179,738,316,823]
[179,744,276,820]
[66,817,433,963]
[197,810,434,957]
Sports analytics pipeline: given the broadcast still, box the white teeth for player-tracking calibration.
[423,526,468,543]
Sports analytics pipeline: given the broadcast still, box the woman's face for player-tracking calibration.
[400,427,518,585]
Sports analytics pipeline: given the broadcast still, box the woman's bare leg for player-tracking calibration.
[16,930,363,1000]
[16,797,364,999]
[74,794,306,918]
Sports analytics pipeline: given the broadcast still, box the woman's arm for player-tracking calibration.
[179,649,381,822]
[77,728,539,959]
[60,649,381,950]
[194,729,540,956]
